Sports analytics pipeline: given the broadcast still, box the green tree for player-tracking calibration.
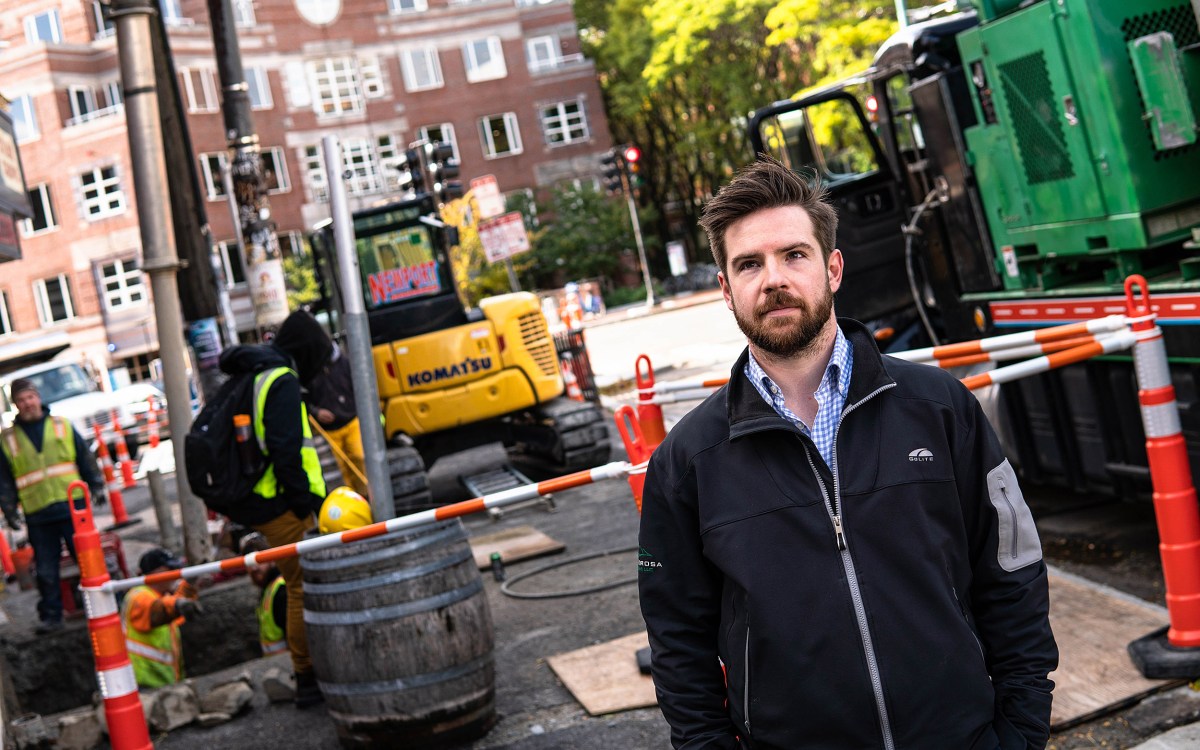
[521,183,646,288]
[283,253,320,310]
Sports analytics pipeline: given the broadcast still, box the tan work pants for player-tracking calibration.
[325,418,368,497]
[253,510,315,675]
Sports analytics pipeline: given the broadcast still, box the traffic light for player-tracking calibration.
[623,144,642,190]
[600,148,623,194]
[426,142,463,202]
[397,147,427,195]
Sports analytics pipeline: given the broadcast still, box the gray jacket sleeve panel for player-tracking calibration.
[638,455,740,750]
[955,393,1059,749]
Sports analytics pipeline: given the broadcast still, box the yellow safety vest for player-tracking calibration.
[0,417,81,516]
[251,368,326,500]
[121,585,183,689]
[256,576,286,655]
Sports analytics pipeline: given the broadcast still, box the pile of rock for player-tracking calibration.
[9,668,295,750]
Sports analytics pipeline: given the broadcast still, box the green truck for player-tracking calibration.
[749,0,1200,499]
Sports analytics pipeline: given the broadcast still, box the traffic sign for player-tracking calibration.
[478,211,531,263]
[470,174,506,219]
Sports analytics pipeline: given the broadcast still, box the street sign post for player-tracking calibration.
[470,175,506,220]
[478,211,530,292]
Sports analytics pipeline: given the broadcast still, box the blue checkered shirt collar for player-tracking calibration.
[744,324,854,469]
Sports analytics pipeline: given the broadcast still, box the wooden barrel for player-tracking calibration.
[301,520,496,748]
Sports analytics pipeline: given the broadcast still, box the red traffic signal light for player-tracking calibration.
[623,145,641,164]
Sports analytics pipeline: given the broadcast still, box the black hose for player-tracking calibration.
[903,188,944,346]
[499,546,639,600]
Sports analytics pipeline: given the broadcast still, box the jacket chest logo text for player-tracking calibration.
[908,448,934,462]
[407,356,493,387]
[638,547,662,572]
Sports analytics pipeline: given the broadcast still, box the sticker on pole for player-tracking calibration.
[470,175,507,220]
[478,212,531,263]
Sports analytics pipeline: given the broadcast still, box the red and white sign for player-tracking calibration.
[470,175,506,220]
[478,212,531,263]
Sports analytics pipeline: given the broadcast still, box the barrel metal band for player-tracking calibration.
[318,653,493,697]
[1141,402,1183,439]
[300,522,461,571]
[302,547,472,595]
[303,579,482,626]
[96,664,138,699]
[83,586,118,619]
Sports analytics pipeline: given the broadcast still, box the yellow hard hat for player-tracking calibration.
[319,486,373,534]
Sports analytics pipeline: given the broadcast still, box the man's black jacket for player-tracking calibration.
[638,320,1058,750]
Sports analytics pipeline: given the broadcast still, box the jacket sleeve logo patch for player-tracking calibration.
[638,547,662,572]
[908,448,934,462]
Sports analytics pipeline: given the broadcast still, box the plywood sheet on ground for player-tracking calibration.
[469,525,565,569]
[1048,567,1179,728]
[547,631,657,716]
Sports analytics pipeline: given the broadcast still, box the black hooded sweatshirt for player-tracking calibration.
[218,344,322,526]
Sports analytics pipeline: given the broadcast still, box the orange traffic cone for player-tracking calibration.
[561,354,584,402]
[110,414,136,489]
[146,399,160,449]
[94,426,137,530]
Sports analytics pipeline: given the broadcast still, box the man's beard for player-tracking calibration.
[732,284,834,358]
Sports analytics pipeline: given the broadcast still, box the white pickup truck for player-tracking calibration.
[0,360,167,458]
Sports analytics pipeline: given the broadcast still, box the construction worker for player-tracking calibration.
[240,533,288,656]
[122,548,202,689]
[218,309,327,708]
[0,377,106,634]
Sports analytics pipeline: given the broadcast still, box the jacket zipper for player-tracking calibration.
[998,481,1020,561]
[806,382,897,750]
[743,617,752,737]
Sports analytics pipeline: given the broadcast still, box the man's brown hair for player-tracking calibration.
[699,156,838,272]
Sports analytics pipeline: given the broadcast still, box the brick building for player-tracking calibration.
[0,0,610,388]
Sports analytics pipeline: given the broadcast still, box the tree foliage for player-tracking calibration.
[283,253,321,311]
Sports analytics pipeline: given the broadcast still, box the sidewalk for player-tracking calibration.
[577,287,725,331]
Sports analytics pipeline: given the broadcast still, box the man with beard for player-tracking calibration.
[638,157,1057,750]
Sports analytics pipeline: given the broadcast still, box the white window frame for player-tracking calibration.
[215,241,246,287]
[303,146,329,202]
[0,291,12,336]
[246,67,273,110]
[341,138,383,195]
[180,68,219,113]
[93,1,115,39]
[103,81,123,108]
[10,95,39,143]
[262,147,290,194]
[233,0,256,26]
[541,99,589,146]
[400,48,443,92]
[309,58,364,118]
[388,0,428,13]
[199,153,227,200]
[418,124,458,161]
[33,275,75,327]
[100,258,147,310]
[463,37,507,83]
[361,58,385,99]
[68,86,99,122]
[19,184,57,237]
[80,165,126,219]
[24,9,63,44]
[275,231,305,257]
[525,36,561,73]
[160,0,190,26]
[479,112,523,159]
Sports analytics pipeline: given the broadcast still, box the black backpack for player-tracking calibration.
[183,369,268,515]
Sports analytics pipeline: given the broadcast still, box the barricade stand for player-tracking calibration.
[614,405,654,513]
[67,480,152,750]
[93,426,137,531]
[635,355,667,447]
[112,429,136,490]
[1124,275,1200,678]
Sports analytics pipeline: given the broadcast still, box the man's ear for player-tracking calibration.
[718,271,734,311]
[827,249,844,294]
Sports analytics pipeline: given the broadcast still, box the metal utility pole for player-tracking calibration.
[895,0,909,29]
[111,0,211,564]
[323,135,395,522]
[207,0,289,334]
[622,172,655,308]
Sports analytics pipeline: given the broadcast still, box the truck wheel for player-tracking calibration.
[387,444,434,514]
[508,397,611,474]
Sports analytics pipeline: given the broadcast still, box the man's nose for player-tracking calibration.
[762,257,789,290]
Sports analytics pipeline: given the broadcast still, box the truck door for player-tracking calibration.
[750,91,914,327]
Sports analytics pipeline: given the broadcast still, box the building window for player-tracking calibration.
[303,146,329,202]
[341,138,383,195]
[479,113,522,159]
[24,9,63,44]
[246,67,273,109]
[233,0,256,26]
[80,165,126,219]
[19,184,57,236]
[0,291,12,336]
[463,37,507,83]
[10,95,39,142]
[100,258,147,310]
[418,124,458,161]
[310,58,364,117]
[160,0,189,25]
[199,153,227,200]
[276,231,306,257]
[525,36,561,73]
[93,1,115,39]
[180,68,219,113]
[541,99,589,146]
[68,86,98,122]
[119,353,154,383]
[400,48,443,92]
[262,147,290,193]
[361,59,385,99]
[34,274,75,326]
[215,241,246,286]
[389,0,427,12]
[103,81,123,108]
[376,135,405,191]
[65,84,123,127]
[303,138,395,201]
